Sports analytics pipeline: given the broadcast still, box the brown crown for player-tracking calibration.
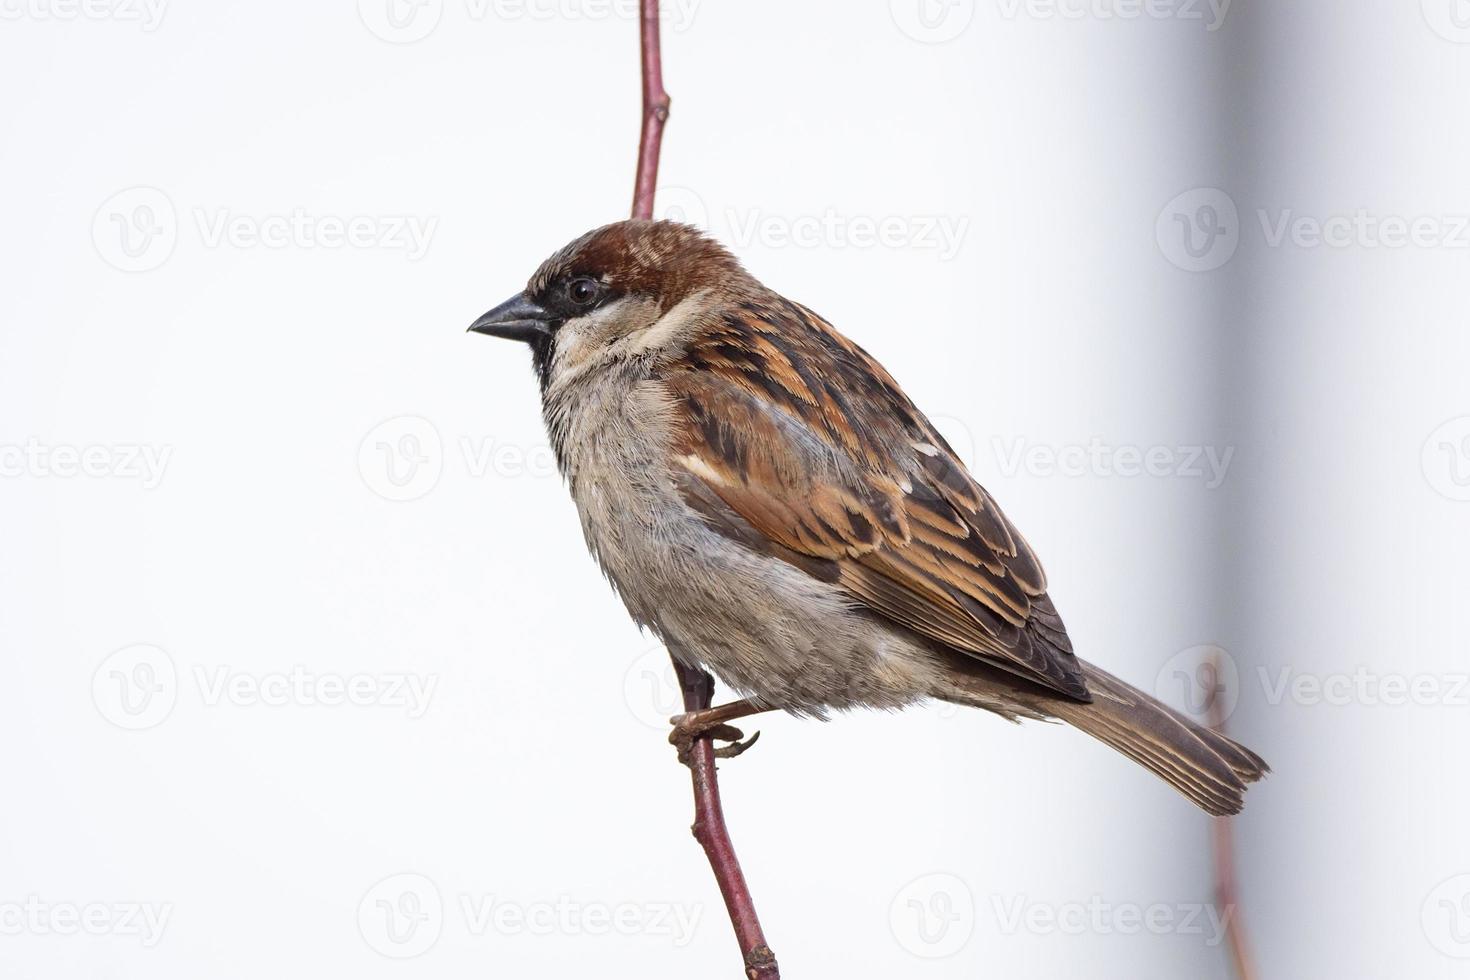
[528,219,751,312]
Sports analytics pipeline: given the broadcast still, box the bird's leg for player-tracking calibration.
[668,699,768,765]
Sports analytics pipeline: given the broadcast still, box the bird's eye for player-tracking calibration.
[567,277,600,307]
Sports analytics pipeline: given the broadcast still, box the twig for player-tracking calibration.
[630,0,670,220]
[629,4,779,977]
[671,662,779,980]
[1207,650,1258,980]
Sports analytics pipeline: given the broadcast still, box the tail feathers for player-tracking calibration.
[1050,664,1268,816]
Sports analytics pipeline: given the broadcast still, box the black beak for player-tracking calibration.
[467,292,558,343]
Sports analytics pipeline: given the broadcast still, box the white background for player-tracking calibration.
[3,1,1469,977]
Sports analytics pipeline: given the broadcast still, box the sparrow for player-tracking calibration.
[468,219,1267,815]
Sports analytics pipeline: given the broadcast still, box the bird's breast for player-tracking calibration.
[549,379,699,617]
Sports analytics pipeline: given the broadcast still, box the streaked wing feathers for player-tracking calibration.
[665,299,1089,701]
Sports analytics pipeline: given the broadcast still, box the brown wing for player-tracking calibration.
[664,298,1090,702]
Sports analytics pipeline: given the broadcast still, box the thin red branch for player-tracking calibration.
[631,4,778,977]
[1207,651,1257,980]
[630,0,670,220]
[672,662,779,980]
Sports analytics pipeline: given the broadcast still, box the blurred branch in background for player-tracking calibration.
[630,3,779,977]
[1207,649,1258,980]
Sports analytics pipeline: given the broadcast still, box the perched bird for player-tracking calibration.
[469,219,1267,815]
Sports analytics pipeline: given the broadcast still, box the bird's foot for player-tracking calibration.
[668,712,761,766]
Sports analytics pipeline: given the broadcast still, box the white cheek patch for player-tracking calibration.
[549,296,656,388]
[621,289,712,356]
[548,315,596,373]
[548,291,713,394]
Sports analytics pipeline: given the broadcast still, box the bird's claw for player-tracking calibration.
[713,728,759,759]
[668,714,761,766]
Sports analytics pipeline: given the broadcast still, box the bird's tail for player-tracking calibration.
[938,658,1268,815]
[1046,663,1268,816]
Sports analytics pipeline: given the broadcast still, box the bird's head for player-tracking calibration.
[469,219,749,392]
